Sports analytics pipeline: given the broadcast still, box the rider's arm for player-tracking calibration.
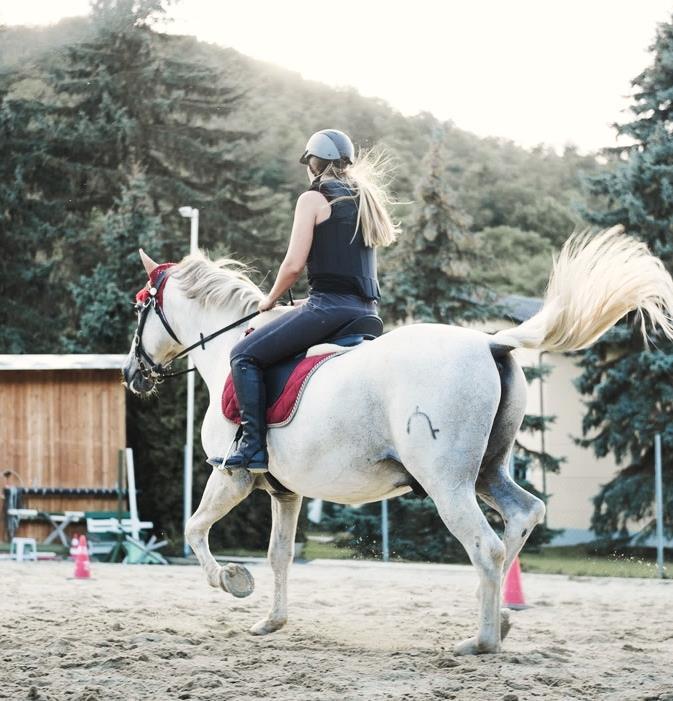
[261,191,327,308]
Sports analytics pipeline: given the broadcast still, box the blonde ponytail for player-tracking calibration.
[311,147,400,247]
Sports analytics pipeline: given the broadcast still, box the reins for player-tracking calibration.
[168,309,261,370]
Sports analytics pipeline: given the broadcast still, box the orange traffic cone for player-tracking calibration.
[73,534,91,579]
[503,556,527,609]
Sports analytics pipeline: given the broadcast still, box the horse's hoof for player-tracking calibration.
[249,617,287,636]
[454,636,500,656]
[220,564,254,598]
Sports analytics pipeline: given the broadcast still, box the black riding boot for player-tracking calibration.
[224,356,269,473]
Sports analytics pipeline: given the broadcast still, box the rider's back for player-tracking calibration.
[306,178,380,302]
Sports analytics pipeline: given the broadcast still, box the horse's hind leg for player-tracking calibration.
[396,359,506,654]
[477,352,546,574]
[185,469,256,597]
[431,484,506,655]
[250,492,302,636]
[478,461,545,575]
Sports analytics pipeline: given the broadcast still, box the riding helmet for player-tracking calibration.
[299,129,355,165]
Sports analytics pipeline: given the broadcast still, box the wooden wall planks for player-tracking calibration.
[0,369,126,541]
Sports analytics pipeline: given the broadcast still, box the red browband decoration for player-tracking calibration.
[135,263,177,305]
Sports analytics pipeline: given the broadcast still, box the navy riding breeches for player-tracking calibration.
[230,292,377,368]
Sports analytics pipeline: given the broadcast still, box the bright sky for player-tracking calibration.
[2,0,671,153]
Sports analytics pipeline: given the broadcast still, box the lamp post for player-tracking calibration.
[654,434,665,579]
[381,499,389,562]
[179,206,199,558]
[538,350,548,527]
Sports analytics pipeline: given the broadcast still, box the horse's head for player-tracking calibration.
[122,250,183,396]
[123,248,266,396]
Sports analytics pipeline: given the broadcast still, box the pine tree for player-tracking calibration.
[578,17,673,540]
[67,167,164,352]
[385,132,490,325]
[36,0,265,262]
[1,0,273,348]
[0,73,66,352]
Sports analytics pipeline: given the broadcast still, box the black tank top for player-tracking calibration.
[306,178,381,301]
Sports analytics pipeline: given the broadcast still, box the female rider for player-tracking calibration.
[225,129,399,473]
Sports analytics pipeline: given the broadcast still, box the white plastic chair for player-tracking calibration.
[10,537,38,562]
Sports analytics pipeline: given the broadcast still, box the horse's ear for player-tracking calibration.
[139,248,159,277]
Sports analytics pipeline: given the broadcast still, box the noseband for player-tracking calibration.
[133,266,260,382]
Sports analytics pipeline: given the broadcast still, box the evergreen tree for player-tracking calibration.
[1,0,273,347]
[579,17,673,540]
[35,0,265,263]
[384,131,490,325]
[473,225,553,297]
[0,73,66,352]
[67,167,164,352]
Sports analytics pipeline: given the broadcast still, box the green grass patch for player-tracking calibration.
[302,539,356,560]
[521,545,670,579]
[212,547,267,558]
[211,539,357,561]
[176,538,672,578]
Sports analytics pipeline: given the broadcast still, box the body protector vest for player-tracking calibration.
[306,178,381,301]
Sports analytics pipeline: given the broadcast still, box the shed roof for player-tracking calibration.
[0,354,127,371]
[498,294,543,323]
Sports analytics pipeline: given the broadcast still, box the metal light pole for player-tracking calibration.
[654,434,665,579]
[179,206,199,558]
[381,499,390,562]
[538,350,549,527]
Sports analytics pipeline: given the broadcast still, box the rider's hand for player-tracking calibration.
[258,295,276,312]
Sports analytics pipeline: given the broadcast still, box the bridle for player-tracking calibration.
[133,266,260,382]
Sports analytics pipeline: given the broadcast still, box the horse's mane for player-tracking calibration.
[172,251,264,313]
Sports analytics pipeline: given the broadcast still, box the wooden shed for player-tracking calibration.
[0,354,127,542]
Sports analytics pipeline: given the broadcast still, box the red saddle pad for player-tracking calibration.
[221,352,336,427]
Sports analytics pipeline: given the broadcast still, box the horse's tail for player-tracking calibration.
[491,225,673,353]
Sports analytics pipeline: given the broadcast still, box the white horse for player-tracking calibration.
[122,226,673,655]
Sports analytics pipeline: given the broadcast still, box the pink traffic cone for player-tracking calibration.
[503,556,527,609]
[73,535,91,579]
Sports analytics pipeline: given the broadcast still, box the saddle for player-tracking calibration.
[222,314,383,427]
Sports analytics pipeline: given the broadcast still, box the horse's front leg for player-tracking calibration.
[249,491,302,635]
[185,468,256,597]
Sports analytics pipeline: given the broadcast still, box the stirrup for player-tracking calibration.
[208,454,269,475]
[247,462,269,475]
[224,447,268,474]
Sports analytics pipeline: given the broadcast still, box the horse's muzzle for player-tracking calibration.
[122,357,156,396]
[127,371,156,396]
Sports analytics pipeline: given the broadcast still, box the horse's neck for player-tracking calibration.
[168,292,282,391]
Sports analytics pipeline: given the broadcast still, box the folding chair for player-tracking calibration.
[121,535,168,564]
[85,512,168,564]
[85,511,131,561]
